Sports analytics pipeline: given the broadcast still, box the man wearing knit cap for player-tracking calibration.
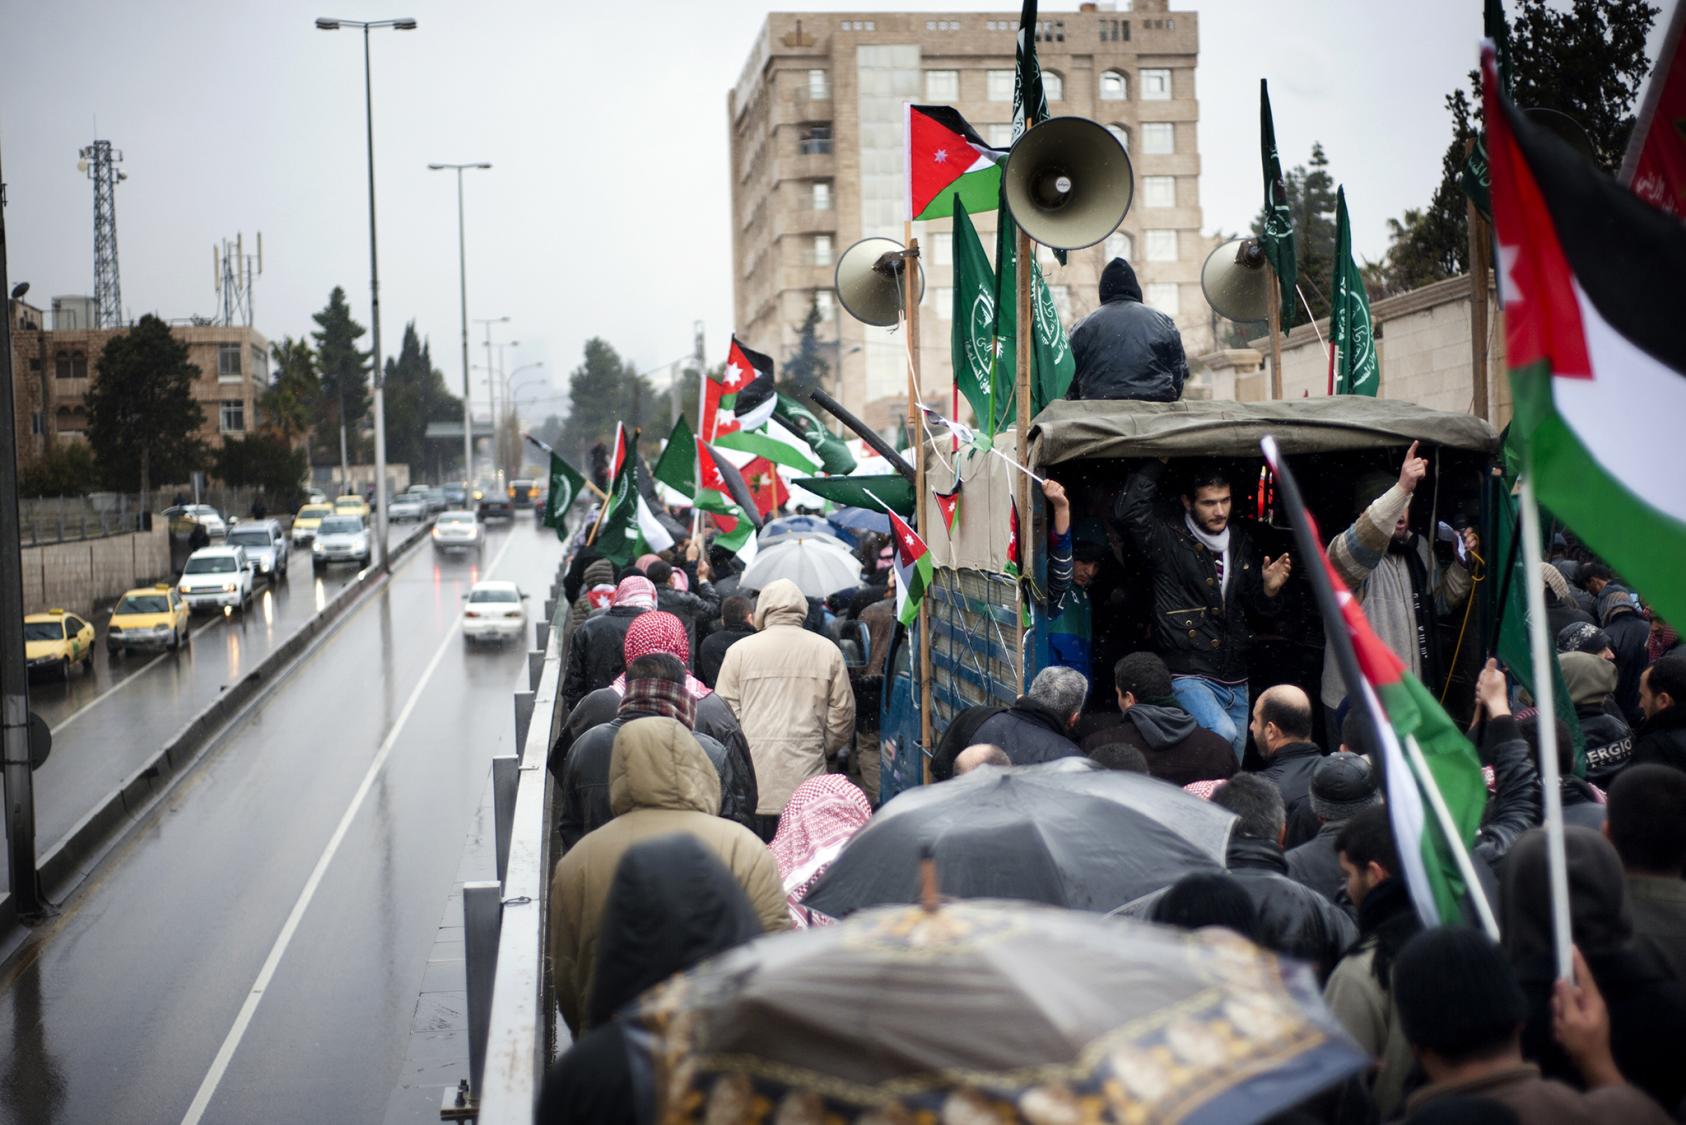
[1542,561,1596,638]
[1320,442,1477,747]
[1286,753,1382,908]
[1557,620,1614,662]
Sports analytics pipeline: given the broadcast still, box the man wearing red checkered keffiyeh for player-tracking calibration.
[612,612,710,700]
[769,775,872,928]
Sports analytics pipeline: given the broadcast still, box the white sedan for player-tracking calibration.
[388,493,429,523]
[462,581,527,646]
[431,510,484,555]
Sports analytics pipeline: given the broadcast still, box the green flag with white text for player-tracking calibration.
[1330,187,1379,396]
[543,452,587,541]
[952,197,1001,433]
[1260,79,1297,329]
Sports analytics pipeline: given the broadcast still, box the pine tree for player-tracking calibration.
[85,314,207,498]
[780,294,832,396]
[557,338,652,466]
[262,336,320,442]
[310,286,371,467]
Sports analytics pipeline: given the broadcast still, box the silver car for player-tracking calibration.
[226,519,289,582]
[312,515,372,568]
[388,493,429,523]
[430,510,484,555]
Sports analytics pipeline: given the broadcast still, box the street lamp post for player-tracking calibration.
[316,14,416,573]
[494,340,519,477]
[472,316,511,482]
[427,162,491,486]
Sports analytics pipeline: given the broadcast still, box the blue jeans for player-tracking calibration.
[1172,675,1251,764]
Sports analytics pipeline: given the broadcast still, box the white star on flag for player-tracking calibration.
[722,361,744,388]
[933,148,949,164]
[903,531,916,550]
[1497,243,1524,305]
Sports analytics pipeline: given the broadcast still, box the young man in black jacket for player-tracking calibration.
[1115,459,1291,761]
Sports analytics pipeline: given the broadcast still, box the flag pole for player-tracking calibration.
[1401,734,1502,939]
[692,352,709,541]
[902,223,936,781]
[523,433,606,500]
[1519,468,1574,981]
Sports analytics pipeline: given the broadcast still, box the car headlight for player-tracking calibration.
[313,543,325,554]
[153,624,170,634]
[179,584,191,594]
[222,582,237,593]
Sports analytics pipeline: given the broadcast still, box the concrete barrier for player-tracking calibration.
[20,525,171,614]
[0,521,433,945]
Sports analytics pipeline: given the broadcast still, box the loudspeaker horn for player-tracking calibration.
[1524,107,1597,164]
[834,237,922,327]
[1200,237,1272,323]
[1002,116,1134,250]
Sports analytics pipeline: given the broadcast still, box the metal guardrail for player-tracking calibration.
[449,558,568,1121]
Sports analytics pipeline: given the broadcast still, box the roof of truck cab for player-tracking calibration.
[1028,397,1499,465]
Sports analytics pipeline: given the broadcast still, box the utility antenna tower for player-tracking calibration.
[213,232,263,326]
[78,140,125,328]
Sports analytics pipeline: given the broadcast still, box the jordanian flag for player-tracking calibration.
[1485,47,1686,631]
[884,506,934,627]
[908,105,1007,222]
[651,416,761,556]
[1262,435,1487,928]
[593,424,675,564]
[542,451,587,541]
[705,337,775,441]
[1329,186,1378,396]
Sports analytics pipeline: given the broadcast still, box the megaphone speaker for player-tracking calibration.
[1002,116,1134,251]
[834,237,923,327]
[1200,237,1272,323]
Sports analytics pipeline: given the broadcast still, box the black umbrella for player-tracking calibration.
[802,765,1224,919]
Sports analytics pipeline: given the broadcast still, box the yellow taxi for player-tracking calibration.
[291,502,335,546]
[107,583,191,655]
[24,609,96,679]
[333,494,371,521]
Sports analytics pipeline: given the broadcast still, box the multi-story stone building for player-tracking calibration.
[6,295,270,466]
[728,0,1209,430]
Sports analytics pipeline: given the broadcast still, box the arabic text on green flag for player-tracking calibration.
[543,452,587,541]
[1330,187,1379,396]
[951,197,1000,435]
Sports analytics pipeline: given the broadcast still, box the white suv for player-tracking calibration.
[179,546,255,612]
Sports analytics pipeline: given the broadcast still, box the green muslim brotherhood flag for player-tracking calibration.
[1460,0,1510,221]
[987,186,1076,433]
[1259,79,1297,329]
[772,393,856,475]
[543,452,587,540]
[1330,187,1379,396]
[951,197,1001,434]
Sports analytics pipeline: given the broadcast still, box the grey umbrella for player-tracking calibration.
[739,534,863,598]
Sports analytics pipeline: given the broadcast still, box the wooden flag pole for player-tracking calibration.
[1267,272,1284,399]
[1015,225,1034,696]
[585,424,621,546]
[902,223,935,783]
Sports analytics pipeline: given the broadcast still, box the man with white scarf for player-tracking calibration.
[1116,459,1292,760]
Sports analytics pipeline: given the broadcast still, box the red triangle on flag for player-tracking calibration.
[910,107,978,218]
[741,456,788,517]
[933,483,961,534]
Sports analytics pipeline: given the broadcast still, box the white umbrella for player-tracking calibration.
[739,534,863,598]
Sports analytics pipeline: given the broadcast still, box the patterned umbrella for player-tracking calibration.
[621,900,1367,1122]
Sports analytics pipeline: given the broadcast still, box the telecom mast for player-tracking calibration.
[78,140,125,328]
[214,232,263,326]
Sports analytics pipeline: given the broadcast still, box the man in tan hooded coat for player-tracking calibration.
[547,716,788,1035]
[716,578,855,839]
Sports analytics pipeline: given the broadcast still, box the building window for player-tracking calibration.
[1042,70,1063,101]
[1145,230,1178,261]
[30,412,44,435]
[929,237,952,266]
[933,287,953,318]
[840,19,873,30]
[812,180,833,210]
[1146,283,1180,316]
[807,69,829,99]
[218,342,243,380]
[1142,176,1176,208]
[53,351,87,380]
[251,345,268,383]
[799,123,833,156]
[1141,68,1172,100]
[1100,70,1128,101]
[219,400,246,434]
[1105,231,1134,261]
[1035,19,1066,43]
[1050,285,1072,321]
[986,122,1015,147]
[1141,122,1175,154]
[986,70,1015,102]
[814,290,835,320]
[1106,123,1131,151]
[925,69,959,101]
[813,234,833,266]
[1098,18,1131,42]
[925,19,960,30]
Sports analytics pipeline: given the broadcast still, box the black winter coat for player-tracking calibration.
[1226,836,1358,980]
[1603,607,1651,725]
[556,713,758,848]
[552,688,758,831]
[562,606,646,709]
[1576,703,1633,784]
[1067,258,1188,403]
[973,699,1083,766]
[1257,742,1326,848]
[697,624,754,689]
[657,582,720,665]
[1114,459,1280,681]
[1633,705,1686,773]
[1285,820,1353,913]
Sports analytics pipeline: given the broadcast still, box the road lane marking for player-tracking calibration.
[47,615,225,735]
[178,529,517,1125]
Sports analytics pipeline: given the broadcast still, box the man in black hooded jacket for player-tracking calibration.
[1067,257,1188,402]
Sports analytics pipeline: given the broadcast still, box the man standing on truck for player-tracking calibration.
[1066,258,1188,402]
[1115,458,1292,760]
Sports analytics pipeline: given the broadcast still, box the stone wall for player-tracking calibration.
[21,525,172,615]
[1191,274,1511,426]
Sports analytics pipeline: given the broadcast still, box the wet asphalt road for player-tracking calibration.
[0,515,561,1124]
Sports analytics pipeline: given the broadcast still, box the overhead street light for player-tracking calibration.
[427,161,493,484]
[315,14,418,574]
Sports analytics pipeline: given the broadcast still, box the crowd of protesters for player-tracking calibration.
[537,441,1686,1123]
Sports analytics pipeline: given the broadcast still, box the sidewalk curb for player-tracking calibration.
[0,522,433,955]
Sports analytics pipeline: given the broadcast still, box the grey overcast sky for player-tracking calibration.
[2,0,1676,426]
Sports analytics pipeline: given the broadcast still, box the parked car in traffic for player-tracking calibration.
[179,546,255,613]
[442,482,468,508]
[388,492,429,523]
[291,502,334,546]
[107,584,191,654]
[333,494,371,522]
[24,609,96,679]
[164,504,227,540]
[226,519,289,582]
[431,510,484,555]
[462,580,527,645]
[312,515,372,568]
